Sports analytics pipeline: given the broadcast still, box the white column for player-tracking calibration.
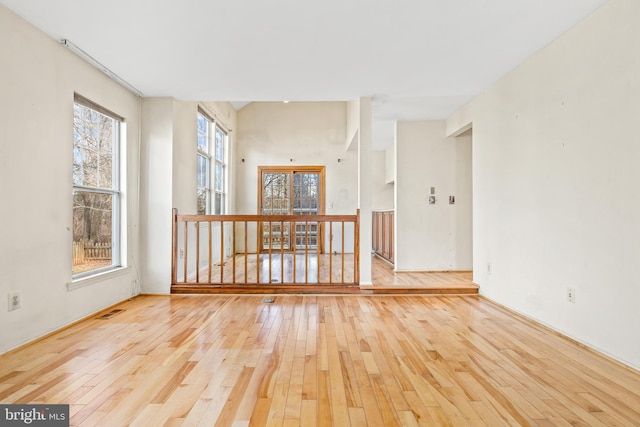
[139,97,174,294]
[358,97,373,285]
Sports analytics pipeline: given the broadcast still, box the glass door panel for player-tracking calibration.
[260,168,323,252]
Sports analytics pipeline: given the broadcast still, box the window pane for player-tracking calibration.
[72,191,115,274]
[197,114,209,152]
[215,163,223,191]
[197,154,209,187]
[215,193,223,214]
[73,104,116,189]
[197,188,209,215]
[215,127,225,161]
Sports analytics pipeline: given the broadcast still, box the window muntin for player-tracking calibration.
[72,98,121,277]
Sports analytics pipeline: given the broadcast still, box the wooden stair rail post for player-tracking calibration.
[355,209,360,285]
[195,221,200,283]
[329,222,333,284]
[183,220,188,283]
[232,220,237,284]
[220,219,224,284]
[208,220,212,283]
[171,208,178,285]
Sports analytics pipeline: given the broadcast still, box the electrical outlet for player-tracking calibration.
[8,292,21,311]
[567,288,576,303]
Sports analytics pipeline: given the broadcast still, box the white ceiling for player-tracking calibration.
[1,0,607,149]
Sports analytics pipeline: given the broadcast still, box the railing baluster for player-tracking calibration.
[244,221,248,284]
[292,220,296,284]
[183,221,188,283]
[256,220,261,285]
[268,220,273,284]
[232,221,236,284]
[208,221,212,283]
[195,221,200,283]
[329,222,333,284]
[220,220,224,284]
[341,221,345,284]
[281,220,285,284]
[305,220,309,284]
[317,222,321,283]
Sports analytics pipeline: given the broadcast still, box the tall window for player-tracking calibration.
[197,110,227,215]
[197,112,212,215]
[72,96,122,277]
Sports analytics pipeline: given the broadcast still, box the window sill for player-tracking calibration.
[67,266,132,291]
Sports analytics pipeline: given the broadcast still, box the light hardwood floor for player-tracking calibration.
[370,256,478,293]
[1,295,639,426]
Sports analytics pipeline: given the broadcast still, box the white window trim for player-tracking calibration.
[67,266,132,291]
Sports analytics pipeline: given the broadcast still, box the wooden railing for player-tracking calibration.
[171,209,360,290]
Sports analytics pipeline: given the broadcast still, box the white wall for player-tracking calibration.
[385,147,395,184]
[0,5,141,353]
[395,121,472,271]
[345,100,359,151]
[446,0,640,369]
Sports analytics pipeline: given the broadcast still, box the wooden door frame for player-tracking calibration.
[258,166,326,253]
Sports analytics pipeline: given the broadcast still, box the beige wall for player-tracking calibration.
[0,5,142,353]
[139,98,174,294]
[235,102,356,252]
[447,0,640,369]
[395,121,472,271]
[371,151,394,211]
[140,100,238,292]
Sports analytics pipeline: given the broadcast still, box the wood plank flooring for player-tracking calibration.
[1,295,639,426]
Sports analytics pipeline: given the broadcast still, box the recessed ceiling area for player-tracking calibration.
[1,0,608,149]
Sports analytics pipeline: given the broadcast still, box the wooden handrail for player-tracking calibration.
[171,210,360,289]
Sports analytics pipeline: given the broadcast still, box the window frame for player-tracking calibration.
[72,95,123,279]
[257,166,325,252]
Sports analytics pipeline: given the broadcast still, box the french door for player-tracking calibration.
[259,166,325,252]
